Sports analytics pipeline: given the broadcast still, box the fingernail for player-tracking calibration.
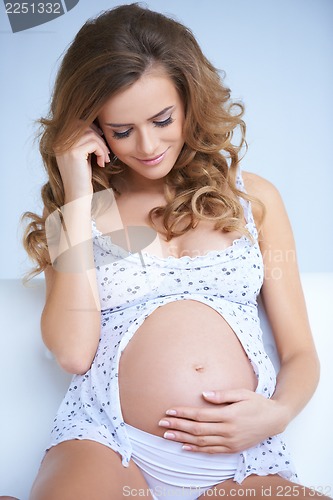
[166,409,177,416]
[158,420,170,427]
[164,432,176,439]
[202,391,215,397]
[182,445,193,451]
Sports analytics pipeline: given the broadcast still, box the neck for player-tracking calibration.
[114,170,166,196]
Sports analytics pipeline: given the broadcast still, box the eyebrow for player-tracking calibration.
[105,106,175,128]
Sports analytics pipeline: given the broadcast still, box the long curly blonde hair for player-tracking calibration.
[22,3,263,279]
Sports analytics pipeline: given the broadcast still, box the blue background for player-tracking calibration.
[0,0,332,277]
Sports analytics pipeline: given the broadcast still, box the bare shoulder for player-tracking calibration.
[241,171,294,245]
[242,170,282,203]
[241,169,295,260]
[241,170,287,226]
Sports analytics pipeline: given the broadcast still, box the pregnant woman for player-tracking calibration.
[22,4,326,499]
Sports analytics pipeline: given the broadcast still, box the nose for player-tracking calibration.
[136,127,159,158]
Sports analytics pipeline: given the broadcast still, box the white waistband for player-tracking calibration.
[125,423,239,489]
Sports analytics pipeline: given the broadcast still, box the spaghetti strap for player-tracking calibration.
[236,168,258,239]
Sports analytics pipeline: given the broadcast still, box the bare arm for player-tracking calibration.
[244,171,320,427]
[41,126,110,375]
[41,200,101,375]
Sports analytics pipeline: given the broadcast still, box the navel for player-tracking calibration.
[193,364,205,373]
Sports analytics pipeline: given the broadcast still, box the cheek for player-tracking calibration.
[174,120,185,141]
[163,125,184,145]
[106,137,131,156]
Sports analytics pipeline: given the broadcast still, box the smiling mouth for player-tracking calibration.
[137,149,168,166]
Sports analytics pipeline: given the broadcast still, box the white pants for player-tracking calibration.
[125,423,240,500]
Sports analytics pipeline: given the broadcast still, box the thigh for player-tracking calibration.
[198,474,331,499]
[29,439,154,500]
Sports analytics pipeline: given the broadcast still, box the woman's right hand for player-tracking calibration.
[55,124,111,201]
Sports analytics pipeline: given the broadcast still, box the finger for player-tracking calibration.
[89,123,104,136]
[162,431,241,453]
[202,388,253,405]
[81,129,110,164]
[159,417,225,436]
[81,139,110,168]
[181,443,238,454]
[164,406,228,423]
[162,430,224,448]
[90,128,110,157]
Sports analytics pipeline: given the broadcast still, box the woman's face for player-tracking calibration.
[98,72,185,190]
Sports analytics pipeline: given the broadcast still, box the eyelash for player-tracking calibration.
[112,116,175,140]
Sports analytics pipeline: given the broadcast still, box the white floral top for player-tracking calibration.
[48,170,298,484]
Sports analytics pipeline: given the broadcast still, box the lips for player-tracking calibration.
[136,149,168,166]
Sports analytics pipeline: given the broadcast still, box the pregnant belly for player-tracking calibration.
[118,300,257,437]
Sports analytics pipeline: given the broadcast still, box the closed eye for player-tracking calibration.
[153,116,174,128]
[112,128,132,140]
[112,115,174,140]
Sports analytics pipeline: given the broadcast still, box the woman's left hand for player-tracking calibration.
[158,389,288,453]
